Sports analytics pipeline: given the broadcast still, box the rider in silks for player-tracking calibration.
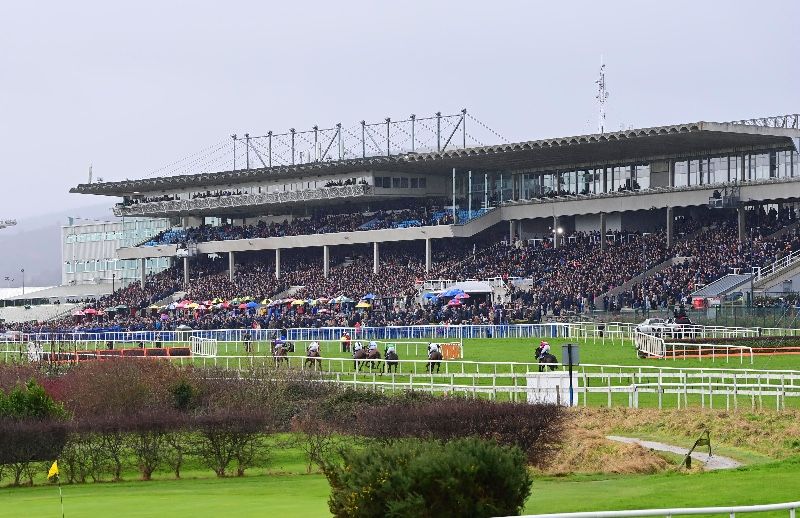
[537,340,551,358]
[307,341,320,354]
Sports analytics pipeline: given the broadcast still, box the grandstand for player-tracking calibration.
[7,112,799,334]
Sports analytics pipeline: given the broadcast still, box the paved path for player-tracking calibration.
[606,435,743,470]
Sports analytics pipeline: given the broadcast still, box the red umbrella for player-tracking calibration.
[83,308,98,315]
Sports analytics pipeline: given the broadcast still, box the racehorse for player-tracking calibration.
[273,344,289,368]
[535,344,558,372]
[365,348,381,372]
[426,348,443,374]
[385,349,399,374]
[305,346,322,370]
[353,347,368,371]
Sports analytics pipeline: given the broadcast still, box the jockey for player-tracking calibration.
[538,340,551,357]
[368,340,378,351]
[427,342,440,355]
[307,341,320,354]
[352,341,363,352]
[385,344,396,355]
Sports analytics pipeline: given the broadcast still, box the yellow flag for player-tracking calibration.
[48,461,59,479]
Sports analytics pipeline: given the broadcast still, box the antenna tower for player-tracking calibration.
[596,57,609,134]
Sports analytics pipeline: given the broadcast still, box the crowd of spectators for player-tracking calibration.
[147,202,455,246]
[8,206,800,334]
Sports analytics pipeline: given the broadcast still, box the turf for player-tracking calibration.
[3,458,799,517]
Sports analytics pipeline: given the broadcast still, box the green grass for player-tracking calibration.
[3,458,799,517]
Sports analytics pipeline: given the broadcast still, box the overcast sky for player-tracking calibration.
[1,0,798,220]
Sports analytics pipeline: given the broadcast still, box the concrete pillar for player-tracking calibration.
[425,238,432,273]
[323,245,330,279]
[509,220,515,244]
[666,207,674,249]
[737,206,746,242]
[602,167,608,193]
[183,256,189,286]
[740,154,747,181]
[668,160,675,187]
[139,258,147,288]
[553,215,560,249]
[599,212,607,251]
[373,242,379,275]
[228,251,235,282]
[275,248,281,279]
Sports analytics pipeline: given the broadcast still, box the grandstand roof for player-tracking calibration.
[71,120,800,197]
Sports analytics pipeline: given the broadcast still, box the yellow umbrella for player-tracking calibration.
[291,299,306,306]
[148,304,161,310]
[355,301,372,309]
[186,302,200,309]
[260,298,271,305]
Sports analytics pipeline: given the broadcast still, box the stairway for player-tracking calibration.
[691,274,752,298]
[593,257,688,308]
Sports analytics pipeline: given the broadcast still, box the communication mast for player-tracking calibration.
[596,57,609,134]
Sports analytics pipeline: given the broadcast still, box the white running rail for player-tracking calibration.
[634,332,665,358]
[510,500,800,518]
[190,336,218,357]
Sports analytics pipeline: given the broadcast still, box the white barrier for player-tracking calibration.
[190,336,218,357]
[634,332,666,358]
[510,500,800,518]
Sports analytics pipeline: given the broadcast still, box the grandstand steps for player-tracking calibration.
[593,257,689,308]
[274,286,302,300]
[691,274,753,298]
[753,254,800,293]
[0,303,79,324]
[765,220,800,239]
[157,291,185,306]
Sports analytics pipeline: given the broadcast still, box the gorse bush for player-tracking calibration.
[323,437,532,518]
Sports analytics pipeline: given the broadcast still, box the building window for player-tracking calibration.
[419,177,426,188]
[392,178,401,188]
[400,177,409,188]
[410,178,419,188]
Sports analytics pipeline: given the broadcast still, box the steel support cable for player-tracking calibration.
[163,143,233,177]
[143,138,231,178]
[466,113,509,143]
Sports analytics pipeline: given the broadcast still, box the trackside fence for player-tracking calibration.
[12,321,795,347]
[509,500,800,518]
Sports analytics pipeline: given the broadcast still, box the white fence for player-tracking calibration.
[190,336,218,357]
[15,321,794,347]
[634,332,754,364]
[512,500,800,518]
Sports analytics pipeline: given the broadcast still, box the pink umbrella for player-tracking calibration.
[454,293,471,300]
[447,299,462,306]
[83,307,98,315]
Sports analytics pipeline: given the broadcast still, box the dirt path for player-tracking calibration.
[606,435,743,470]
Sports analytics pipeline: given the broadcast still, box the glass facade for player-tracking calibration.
[504,149,799,200]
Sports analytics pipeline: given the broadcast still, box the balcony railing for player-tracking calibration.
[114,184,374,217]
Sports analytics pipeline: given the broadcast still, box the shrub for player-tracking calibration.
[324,437,532,518]
[345,397,565,464]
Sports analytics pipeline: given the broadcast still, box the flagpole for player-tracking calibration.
[58,479,64,518]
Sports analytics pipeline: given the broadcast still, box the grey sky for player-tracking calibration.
[1,0,798,220]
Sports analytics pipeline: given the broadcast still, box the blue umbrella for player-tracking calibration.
[440,288,465,298]
[362,293,377,300]
[422,292,439,300]
[245,301,259,309]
